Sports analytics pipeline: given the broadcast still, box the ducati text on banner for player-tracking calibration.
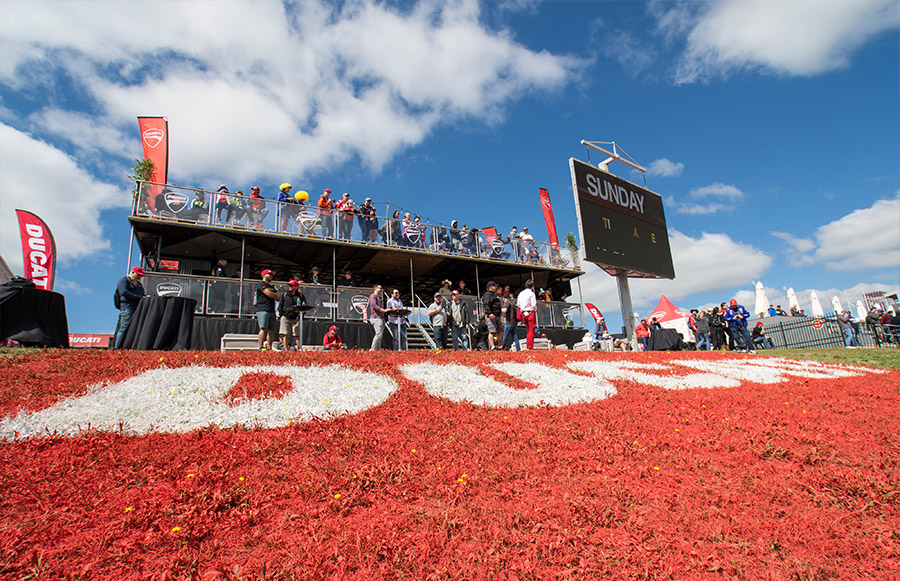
[15,209,57,291]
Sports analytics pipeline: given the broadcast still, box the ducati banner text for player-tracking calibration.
[584,302,604,325]
[539,188,559,245]
[15,209,57,291]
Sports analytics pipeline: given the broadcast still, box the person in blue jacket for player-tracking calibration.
[114,266,146,349]
[724,298,755,353]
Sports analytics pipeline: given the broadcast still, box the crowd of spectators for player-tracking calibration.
[140,183,576,269]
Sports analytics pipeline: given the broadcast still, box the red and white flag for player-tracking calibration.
[539,188,558,245]
[137,117,169,206]
[15,209,57,291]
[584,303,603,325]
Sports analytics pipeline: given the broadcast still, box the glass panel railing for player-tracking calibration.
[134,181,581,270]
[142,274,205,314]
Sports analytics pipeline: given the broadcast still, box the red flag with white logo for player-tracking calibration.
[15,209,57,291]
[539,188,558,245]
[137,117,169,209]
[584,302,604,325]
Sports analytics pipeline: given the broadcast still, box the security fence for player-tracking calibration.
[750,314,899,350]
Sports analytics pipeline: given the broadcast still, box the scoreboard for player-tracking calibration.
[569,158,675,279]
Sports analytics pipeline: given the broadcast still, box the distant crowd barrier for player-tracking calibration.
[134,182,580,271]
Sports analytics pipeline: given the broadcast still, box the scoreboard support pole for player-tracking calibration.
[616,273,635,340]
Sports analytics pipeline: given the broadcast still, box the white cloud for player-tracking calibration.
[658,0,900,83]
[574,229,772,314]
[647,158,684,178]
[0,0,579,185]
[0,124,131,273]
[770,195,900,271]
[669,182,746,215]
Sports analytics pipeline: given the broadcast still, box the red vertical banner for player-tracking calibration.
[584,303,603,324]
[481,227,498,244]
[137,117,169,212]
[539,188,558,245]
[15,209,57,291]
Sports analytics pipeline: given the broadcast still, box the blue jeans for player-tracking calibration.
[731,324,753,351]
[842,327,859,347]
[696,332,710,351]
[114,303,136,349]
[433,325,446,349]
[389,322,407,350]
[502,323,521,350]
[451,323,469,350]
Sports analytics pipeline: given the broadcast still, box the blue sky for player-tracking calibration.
[1,0,898,334]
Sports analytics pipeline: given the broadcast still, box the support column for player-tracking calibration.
[616,273,635,339]
[238,237,245,316]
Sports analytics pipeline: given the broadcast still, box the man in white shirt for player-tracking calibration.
[516,278,537,349]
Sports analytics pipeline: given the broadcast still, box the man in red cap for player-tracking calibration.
[318,189,334,238]
[323,325,342,350]
[114,266,146,349]
[256,269,279,350]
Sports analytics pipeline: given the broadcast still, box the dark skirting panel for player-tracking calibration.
[122,296,196,351]
[0,284,69,347]
[647,328,685,351]
[191,317,392,351]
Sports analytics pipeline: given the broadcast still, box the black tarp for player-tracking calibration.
[0,281,69,347]
[647,328,685,351]
[121,296,196,350]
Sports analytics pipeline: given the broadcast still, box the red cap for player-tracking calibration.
[131,267,145,276]
[323,189,331,194]
[288,279,300,286]
[730,299,737,306]
[261,269,273,276]
[329,325,337,331]
[251,186,260,191]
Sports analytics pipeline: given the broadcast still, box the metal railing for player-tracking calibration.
[133,181,580,270]
[748,314,900,349]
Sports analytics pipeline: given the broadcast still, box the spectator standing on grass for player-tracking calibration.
[865,307,884,347]
[368,284,386,350]
[255,269,279,351]
[837,310,859,348]
[635,319,651,351]
[449,290,470,350]
[724,299,755,353]
[481,281,503,349]
[694,309,711,351]
[516,279,537,349]
[428,292,449,349]
[709,307,726,350]
[276,280,307,351]
[501,291,521,351]
[114,266,146,349]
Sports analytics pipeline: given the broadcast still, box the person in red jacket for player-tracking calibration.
[323,325,343,350]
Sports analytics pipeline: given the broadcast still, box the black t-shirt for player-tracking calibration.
[255,281,276,313]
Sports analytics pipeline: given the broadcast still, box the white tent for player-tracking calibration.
[810,291,825,318]
[856,300,867,320]
[787,287,800,312]
[754,281,769,317]
[831,295,844,314]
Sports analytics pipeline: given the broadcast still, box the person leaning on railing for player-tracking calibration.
[318,189,334,238]
[248,186,268,228]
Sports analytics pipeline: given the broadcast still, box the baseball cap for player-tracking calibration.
[261,269,273,276]
[329,325,337,331]
[730,299,737,306]
[131,267,145,276]
[452,290,459,295]
[288,279,300,286]
[251,186,260,192]
[365,197,371,202]
[434,292,442,297]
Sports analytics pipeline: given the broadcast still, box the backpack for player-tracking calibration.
[114,288,121,309]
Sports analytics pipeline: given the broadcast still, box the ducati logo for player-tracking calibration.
[157,283,183,297]
[142,128,165,149]
[405,226,421,244]
[164,191,189,213]
[297,211,318,231]
[541,196,552,209]
[351,295,369,315]
[491,239,504,253]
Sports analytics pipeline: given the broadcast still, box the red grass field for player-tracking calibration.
[0,349,898,580]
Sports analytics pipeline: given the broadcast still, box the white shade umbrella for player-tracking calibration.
[856,300,867,320]
[831,295,844,314]
[810,291,825,318]
[787,287,800,312]
[754,281,769,317]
